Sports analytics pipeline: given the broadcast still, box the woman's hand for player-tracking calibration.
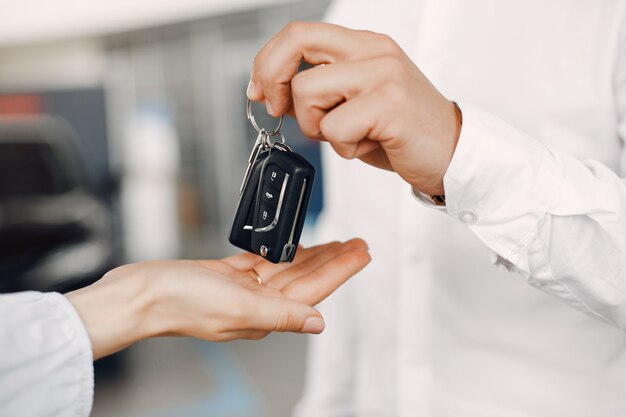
[66,239,370,360]
[247,22,462,196]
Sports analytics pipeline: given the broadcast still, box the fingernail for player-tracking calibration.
[246,79,256,99]
[301,316,325,334]
[265,99,275,116]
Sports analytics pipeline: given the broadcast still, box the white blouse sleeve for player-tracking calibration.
[420,11,626,331]
[0,291,94,417]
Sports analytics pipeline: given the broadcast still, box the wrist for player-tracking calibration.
[66,264,162,360]
[413,100,462,196]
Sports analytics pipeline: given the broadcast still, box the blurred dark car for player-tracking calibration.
[0,116,118,293]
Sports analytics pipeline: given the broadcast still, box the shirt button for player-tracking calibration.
[458,211,478,224]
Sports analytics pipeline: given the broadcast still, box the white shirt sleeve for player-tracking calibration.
[0,292,94,417]
[421,13,626,330]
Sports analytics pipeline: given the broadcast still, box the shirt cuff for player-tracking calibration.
[421,102,560,268]
[411,188,447,211]
[59,292,95,417]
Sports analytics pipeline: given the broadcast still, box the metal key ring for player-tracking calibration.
[260,131,287,149]
[247,99,284,136]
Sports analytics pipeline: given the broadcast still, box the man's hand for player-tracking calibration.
[247,22,462,196]
[66,239,370,360]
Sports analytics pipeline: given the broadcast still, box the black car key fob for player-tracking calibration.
[250,143,314,263]
[229,100,315,263]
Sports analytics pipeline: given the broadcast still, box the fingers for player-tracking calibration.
[249,21,397,116]
[247,33,281,103]
[322,95,383,159]
[289,58,399,157]
[242,293,326,334]
[282,243,371,306]
[252,241,341,281]
[211,240,352,284]
[266,238,367,290]
[290,61,366,138]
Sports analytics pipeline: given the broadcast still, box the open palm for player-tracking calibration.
[104,239,370,344]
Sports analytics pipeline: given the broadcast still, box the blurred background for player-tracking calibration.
[0,0,331,415]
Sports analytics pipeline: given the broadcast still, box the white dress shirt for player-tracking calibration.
[295,1,626,416]
[0,292,93,417]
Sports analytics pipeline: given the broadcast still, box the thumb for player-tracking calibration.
[247,295,326,334]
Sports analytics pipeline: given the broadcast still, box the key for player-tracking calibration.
[228,100,315,263]
[250,142,315,263]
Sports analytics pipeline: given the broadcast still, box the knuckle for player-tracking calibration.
[284,21,308,39]
[251,54,264,80]
[373,32,401,55]
[301,125,322,140]
[300,119,323,140]
[290,71,310,96]
[257,68,271,86]
[319,116,337,140]
[253,57,275,87]
[274,312,298,332]
[331,143,357,160]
